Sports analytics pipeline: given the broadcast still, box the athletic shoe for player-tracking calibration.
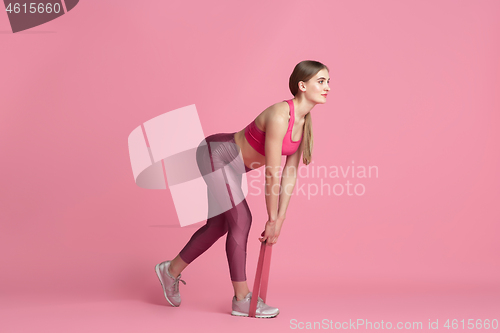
[231,292,279,318]
[155,260,186,307]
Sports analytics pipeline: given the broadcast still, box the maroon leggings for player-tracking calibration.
[179,132,253,282]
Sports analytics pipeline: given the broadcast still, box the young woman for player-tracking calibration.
[155,60,330,318]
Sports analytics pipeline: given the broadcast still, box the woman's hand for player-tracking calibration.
[259,219,283,244]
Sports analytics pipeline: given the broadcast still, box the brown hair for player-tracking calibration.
[289,60,329,165]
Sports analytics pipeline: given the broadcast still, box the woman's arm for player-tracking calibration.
[258,103,289,244]
[275,138,304,231]
[263,106,288,223]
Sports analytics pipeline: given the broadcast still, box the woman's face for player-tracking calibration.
[301,68,330,104]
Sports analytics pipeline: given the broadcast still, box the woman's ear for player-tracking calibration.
[298,81,306,92]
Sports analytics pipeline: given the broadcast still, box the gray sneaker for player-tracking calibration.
[155,260,186,307]
[231,292,279,318]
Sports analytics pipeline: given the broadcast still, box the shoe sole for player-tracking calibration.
[231,310,279,318]
[155,263,179,307]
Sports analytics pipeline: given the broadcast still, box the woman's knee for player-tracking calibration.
[206,214,229,237]
[228,203,252,237]
[242,202,253,226]
[216,219,229,237]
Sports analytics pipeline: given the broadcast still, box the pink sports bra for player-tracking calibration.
[244,99,303,156]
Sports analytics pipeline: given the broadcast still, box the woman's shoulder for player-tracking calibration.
[256,101,290,132]
[268,100,290,115]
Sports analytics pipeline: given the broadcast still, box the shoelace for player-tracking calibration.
[172,275,186,293]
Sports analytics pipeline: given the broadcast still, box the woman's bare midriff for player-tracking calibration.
[234,129,266,170]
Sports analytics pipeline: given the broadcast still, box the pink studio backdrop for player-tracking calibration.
[1,0,499,332]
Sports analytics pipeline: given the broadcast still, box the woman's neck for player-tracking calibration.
[292,96,315,121]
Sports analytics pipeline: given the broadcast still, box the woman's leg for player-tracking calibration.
[232,281,251,301]
[174,133,253,298]
[171,133,233,274]
[176,211,228,272]
[178,196,252,300]
[224,197,253,299]
[217,138,253,300]
[168,254,188,278]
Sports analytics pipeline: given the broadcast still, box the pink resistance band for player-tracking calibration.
[249,240,273,317]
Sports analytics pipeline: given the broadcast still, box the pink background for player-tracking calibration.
[1,0,499,332]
